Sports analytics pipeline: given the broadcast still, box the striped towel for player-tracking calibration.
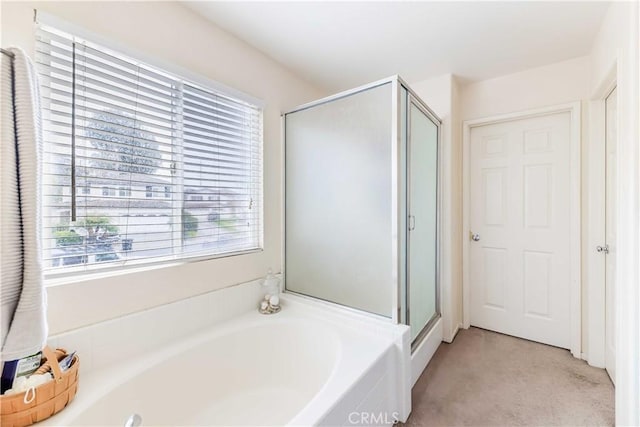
[1,48,48,362]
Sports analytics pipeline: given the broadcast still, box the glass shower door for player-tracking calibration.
[284,83,394,317]
[407,97,439,342]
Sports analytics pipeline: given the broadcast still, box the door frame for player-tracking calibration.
[462,102,582,358]
[586,66,617,369]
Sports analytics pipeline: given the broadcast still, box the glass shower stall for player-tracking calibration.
[284,76,440,347]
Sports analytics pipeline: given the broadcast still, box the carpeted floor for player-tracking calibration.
[405,327,614,427]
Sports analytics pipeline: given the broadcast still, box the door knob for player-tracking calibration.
[470,232,480,242]
[596,245,609,254]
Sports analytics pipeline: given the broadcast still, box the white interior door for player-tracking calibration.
[605,87,617,384]
[469,112,572,349]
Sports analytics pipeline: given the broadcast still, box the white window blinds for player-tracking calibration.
[36,25,263,273]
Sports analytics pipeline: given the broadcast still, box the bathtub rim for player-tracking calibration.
[41,293,410,426]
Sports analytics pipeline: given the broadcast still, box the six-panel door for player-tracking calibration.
[469,112,572,349]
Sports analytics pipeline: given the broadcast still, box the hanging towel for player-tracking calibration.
[0,48,47,362]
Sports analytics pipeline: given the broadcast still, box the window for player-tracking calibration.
[36,25,263,272]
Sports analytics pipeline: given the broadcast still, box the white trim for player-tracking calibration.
[585,66,617,369]
[586,98,606,368]
[45,248,263,286]
[615,2,640,421]
[449,323,461,342]
[568,103,582,359]
[591,64,618,101]
[462,123,471,330]
[462,102,582,358]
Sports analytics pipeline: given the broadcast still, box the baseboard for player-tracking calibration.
[411,318,443,387]
[447,323,462,343]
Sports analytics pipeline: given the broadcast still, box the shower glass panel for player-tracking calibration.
[285,76,441,347]
[408,99,439,341]
[285,83,394,317]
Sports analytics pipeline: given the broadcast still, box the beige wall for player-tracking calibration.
[589,1,630,95]
[461,56,590,120]
[1,1,326,334]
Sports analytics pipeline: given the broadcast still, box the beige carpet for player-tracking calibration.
[405,327,614,427]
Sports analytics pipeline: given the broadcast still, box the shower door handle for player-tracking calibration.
[408,215,416,231]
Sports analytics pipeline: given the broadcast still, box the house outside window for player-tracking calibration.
[37,24,263,273]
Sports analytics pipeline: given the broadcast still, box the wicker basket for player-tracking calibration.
[0,347,79,427]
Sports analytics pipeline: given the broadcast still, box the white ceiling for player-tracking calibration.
[185,1,610,92]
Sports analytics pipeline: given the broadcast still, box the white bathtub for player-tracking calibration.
[43,295,410,426]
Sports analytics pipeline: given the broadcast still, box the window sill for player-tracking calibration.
[44,247,263,287]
